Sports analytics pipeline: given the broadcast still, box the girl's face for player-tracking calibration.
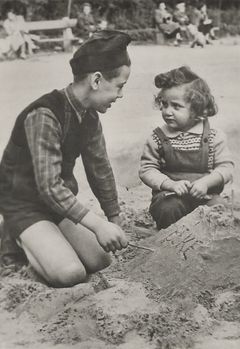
[160,85,196,132]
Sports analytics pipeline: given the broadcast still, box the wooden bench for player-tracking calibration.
[25,17,78,52]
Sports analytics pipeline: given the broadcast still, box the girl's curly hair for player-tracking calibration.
[154,66,218,118]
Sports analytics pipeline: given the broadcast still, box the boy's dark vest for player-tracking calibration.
[153,119,223,194]
[0,90,98,205]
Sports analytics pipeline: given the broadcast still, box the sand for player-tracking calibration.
[1,196,240,349]
[0,42,240,348]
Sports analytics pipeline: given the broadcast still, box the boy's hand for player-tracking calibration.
[81,211,128,253]
[171,180,191,196]
[95,220,128,253]
[189,179,208,199]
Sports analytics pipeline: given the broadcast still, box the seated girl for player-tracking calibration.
[139,66,234,229]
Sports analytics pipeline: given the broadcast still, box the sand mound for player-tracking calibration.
[1,200,240,348]
[126,205,240,301]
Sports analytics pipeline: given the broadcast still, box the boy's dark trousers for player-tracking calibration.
[0,221,27,267]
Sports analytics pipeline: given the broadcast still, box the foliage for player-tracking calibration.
[1,0,240,38]
[124,28,157,42]
[208,7,240,35]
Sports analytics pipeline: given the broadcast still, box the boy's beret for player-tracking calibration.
[70,30,131,75]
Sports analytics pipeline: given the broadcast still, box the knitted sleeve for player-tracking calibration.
[139,133,170,191]
[211,128,234,184]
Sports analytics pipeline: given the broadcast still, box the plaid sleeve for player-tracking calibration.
[81,116,120,218]
[24,108,89,223]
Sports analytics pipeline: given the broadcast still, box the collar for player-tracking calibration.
[64,84,87,123]
[161,120,204,138]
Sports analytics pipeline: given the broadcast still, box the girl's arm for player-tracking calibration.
[211,128,234,184]
[189,128,234,198]
[139,134,169,190]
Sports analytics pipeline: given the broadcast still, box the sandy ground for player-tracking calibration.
[0,41,240,348]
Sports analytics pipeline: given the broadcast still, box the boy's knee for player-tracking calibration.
[48,263,87,287]
[87,252,112,274]
[97,252,112,271]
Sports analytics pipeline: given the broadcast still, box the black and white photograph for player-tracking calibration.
[0,0,240,348]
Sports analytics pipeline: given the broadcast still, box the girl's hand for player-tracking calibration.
[172,180,191,196]
[189,179,208,199]
[94,220,128,253]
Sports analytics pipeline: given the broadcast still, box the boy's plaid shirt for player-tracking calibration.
[24,85,120,223]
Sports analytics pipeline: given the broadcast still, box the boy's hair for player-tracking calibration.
[74,59,131,83]
[154,66,218,118]
[70,30,131,76]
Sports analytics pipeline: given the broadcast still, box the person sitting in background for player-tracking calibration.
[173,1,189,27]
[154,2,182,46]
[76,2,96,41]
[188,1,203,28]
[173,1,190,41]
[198,2,217,43]
[187,2,206,48]
[1,6,37,59]
[98,18,108,31]
[187,22,206,48]
[2,7,26,59]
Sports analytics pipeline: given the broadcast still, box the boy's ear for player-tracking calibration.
[90,72,102,90]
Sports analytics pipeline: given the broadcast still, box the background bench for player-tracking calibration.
[25,17,78,52]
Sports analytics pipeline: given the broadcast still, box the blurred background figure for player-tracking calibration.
[2,6,26,59]
[173,1,189,26]
[98,18,108,31]
[0,1,37,60]
[198,2,217,43]
[173,1,190,42]
[154,2,182,45]
[188,1,203,28]
[76,2,96,41]
[187,1,206,48]
[187,22,206,48]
